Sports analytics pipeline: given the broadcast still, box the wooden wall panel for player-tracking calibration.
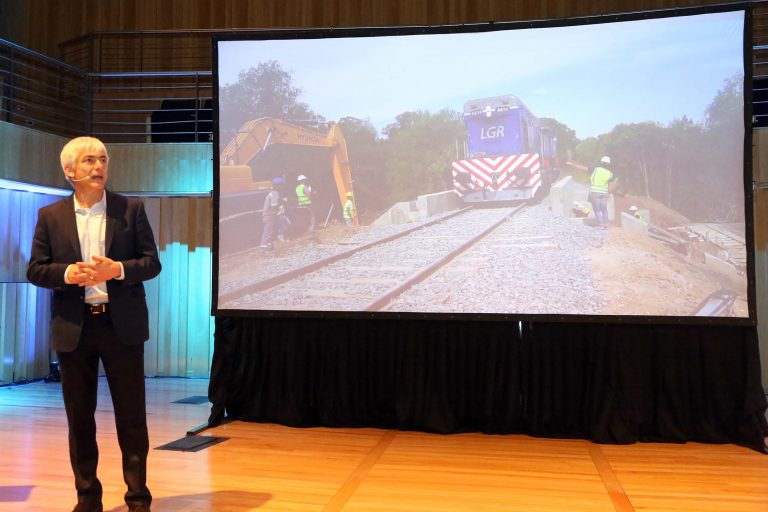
[754,130,767,392]
[97,143,213,193]
[757,129,768,186]
[0,1,27,46]
[0,189,50,385]
[0,124,214,379]
[143,196,213,377]
[0,123,213,194]
[0,283,52,384]
[755,130,768,254]
[0,124,70,188]
[8,0,737,59]
[0,190,214,381]
[755,188,767,392]
[0,189,61,283]
[0,187,57,384]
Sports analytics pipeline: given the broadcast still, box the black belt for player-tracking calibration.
[85,303,109,315]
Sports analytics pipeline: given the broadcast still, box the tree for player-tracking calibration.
[382,109,464,203]
[600,122,669,199]
[563,73,744,222]
[662,116,705,211]
[572,137,601,168]
[700,74,744,222]
[337,117,390,216]
[705,75,743,132]
[219,61,316,145]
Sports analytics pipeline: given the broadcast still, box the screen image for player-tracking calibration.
[214,8,751,320]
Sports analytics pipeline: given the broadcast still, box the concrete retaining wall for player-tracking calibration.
[372,190,460,226]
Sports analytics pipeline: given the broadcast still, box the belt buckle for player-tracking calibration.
[89,303,107,315]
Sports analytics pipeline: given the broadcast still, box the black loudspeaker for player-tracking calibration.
[151,99,212,142]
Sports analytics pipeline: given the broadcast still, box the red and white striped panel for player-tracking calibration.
[452,153,541,194]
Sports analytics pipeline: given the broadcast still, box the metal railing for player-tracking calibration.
[89,71,212,142]
[0,38,212,143]
[0,39,88,137]
[752,3,768,126]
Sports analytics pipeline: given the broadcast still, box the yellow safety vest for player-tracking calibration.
[296,183,311,206]
[590,166,613,194]
[344,199,356,220]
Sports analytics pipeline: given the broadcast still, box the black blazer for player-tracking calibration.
[27,190,161,352]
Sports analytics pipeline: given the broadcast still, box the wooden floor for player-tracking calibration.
[1,378,767,511]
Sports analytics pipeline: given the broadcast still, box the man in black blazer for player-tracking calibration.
[27,136,161,512]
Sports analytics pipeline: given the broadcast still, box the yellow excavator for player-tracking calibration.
[220,117,355,214]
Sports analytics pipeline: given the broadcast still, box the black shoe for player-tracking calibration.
[72,504,103,512]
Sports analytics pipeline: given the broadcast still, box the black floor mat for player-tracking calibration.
[172,395,210,404]
[155,435,228,452]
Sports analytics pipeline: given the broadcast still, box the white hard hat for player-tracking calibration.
[297,174,307,181]
[573,201,579,205]
[629,205,638,211]
[600,156,611,165]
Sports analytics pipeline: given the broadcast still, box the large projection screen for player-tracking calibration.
[213,7,753,323]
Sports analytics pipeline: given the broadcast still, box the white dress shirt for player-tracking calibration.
[64,193,124,304]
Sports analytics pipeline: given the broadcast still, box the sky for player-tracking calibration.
[218,10,745,140]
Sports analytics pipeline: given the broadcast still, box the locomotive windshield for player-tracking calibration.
[464,107,522,158]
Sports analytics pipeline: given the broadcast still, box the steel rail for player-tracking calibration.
[363,204,526,311]
[217,207,474,305]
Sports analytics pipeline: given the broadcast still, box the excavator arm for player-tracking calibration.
[220,118,356,224]
[326,123,357,225]
[220,118,335,166]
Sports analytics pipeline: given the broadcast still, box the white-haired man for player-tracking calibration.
[27,136,160,512]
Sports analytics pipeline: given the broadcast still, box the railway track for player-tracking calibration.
[218,205,526,311]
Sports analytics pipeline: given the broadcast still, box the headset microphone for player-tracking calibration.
[69,175,91,182]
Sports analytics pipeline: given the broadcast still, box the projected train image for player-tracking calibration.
[215,10,749,319]
[452,95,559,203]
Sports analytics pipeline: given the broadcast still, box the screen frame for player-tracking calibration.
[211,2,756,326]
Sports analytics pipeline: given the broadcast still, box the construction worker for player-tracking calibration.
[572,200,592,218]
[295,174,315,231]
[260,178,282,250]
[588,155,615,229]
[343,191,357,227]
[629,205,642,220]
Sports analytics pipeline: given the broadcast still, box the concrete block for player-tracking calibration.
[375,190,461,226]
[372,201,417,226]
[621,212,649,235]
[416,190,461,219]
[549,175,572,216]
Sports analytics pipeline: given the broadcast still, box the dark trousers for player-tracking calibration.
[588,192,610,227]
[261,214,278,247]
[57,310,152,509]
